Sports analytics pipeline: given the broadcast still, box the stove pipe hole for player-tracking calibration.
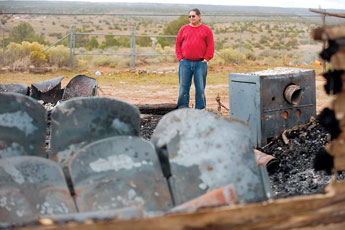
[284,84,303,105]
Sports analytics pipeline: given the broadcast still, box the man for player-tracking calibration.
[175,8,214,110]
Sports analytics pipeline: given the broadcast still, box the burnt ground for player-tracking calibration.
[140,114,344,199]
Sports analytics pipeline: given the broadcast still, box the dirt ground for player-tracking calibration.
[98,75,327,116]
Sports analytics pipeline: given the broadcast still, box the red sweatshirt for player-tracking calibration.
[175,24,214,61]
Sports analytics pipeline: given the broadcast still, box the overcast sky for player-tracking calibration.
[84,0,345,10]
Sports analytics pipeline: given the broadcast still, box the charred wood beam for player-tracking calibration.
[136,103,178,115]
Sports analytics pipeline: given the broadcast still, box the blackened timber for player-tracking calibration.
[136,103,178,115]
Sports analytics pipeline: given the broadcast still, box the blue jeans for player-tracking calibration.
[177,59,207,109]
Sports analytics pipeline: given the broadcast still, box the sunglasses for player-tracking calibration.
[188,15,196,18]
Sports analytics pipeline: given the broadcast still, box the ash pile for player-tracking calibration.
[261,120,344,198]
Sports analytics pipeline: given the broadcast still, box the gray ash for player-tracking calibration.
[140,115,161,140]
[140,116,344,199]
[261,120,344,198]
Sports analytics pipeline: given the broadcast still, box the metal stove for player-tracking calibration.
[229,67,316,147]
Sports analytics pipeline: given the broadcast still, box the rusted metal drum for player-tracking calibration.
[254,149,279,174]
[151,108,271,206]
[30,76,64,104]
[0,83,29,95]
[0,92,46,158]
[69,136,173,216]
[0,156,77,226]
[50,97,140,167]
[62,75,97,100]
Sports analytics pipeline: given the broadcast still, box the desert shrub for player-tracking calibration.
[30,51,47,66]
[217,47,247,64]
[11,56,31,71]
[118,37,130,48]
[155,44,176,62]
[48,32,62,39]
[93,56,116,66]
[5,42,23,64]
[286,39,299,49]
[5,41,47,68]
[87,37,99,50]
[46,45,70,67]
[260,35,269,44]
[136,35,151,47]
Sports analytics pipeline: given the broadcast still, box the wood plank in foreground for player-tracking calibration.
[20,180,345,230]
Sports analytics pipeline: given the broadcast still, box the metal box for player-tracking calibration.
[229,67,316,147]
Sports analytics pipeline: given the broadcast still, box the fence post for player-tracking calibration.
[130,26,136,69]
[237,27,242,65]
[321,11,326,73]
[1,22,5,67]
[69,25,75,70]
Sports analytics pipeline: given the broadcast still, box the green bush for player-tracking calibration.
[46,45,70,67]
[136,35,151,47]
[9,22,47,45]
[158,15,188,48]
[87,37,99,50]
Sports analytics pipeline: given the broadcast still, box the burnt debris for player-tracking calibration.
[140,115,343,199]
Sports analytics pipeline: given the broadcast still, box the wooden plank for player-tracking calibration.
[17,180,345,230]
[311,24,345,41]
[309,8,345,19]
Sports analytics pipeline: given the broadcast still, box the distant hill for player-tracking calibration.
[0,1,344,24]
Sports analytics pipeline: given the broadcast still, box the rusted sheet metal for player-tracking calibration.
[170,184,238,213]
[62,75,97,100]
[0,92,46,158]
[69,136,172,216]
[30,76,64,104]
[0,156,77,226]
[151,108,271,206]
[254,149,279,174]
[0,83,29,95]
[50,97,140,166]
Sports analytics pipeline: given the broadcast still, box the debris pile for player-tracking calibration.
[140,116,343,199]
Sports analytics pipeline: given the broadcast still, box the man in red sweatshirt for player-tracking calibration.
[175,8,214,110]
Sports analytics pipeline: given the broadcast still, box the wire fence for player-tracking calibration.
[0,9,343,69]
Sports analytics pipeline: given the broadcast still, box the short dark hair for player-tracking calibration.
[189,8,201,16]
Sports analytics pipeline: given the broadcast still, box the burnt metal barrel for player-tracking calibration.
[50,97,140,166]
[30,76,64,104]
[0,156,77,226]
[0,92,47,158]
[151,108,271,206]
[62,75,97,100]
[0,83,29,95]
[69,136,173,216]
